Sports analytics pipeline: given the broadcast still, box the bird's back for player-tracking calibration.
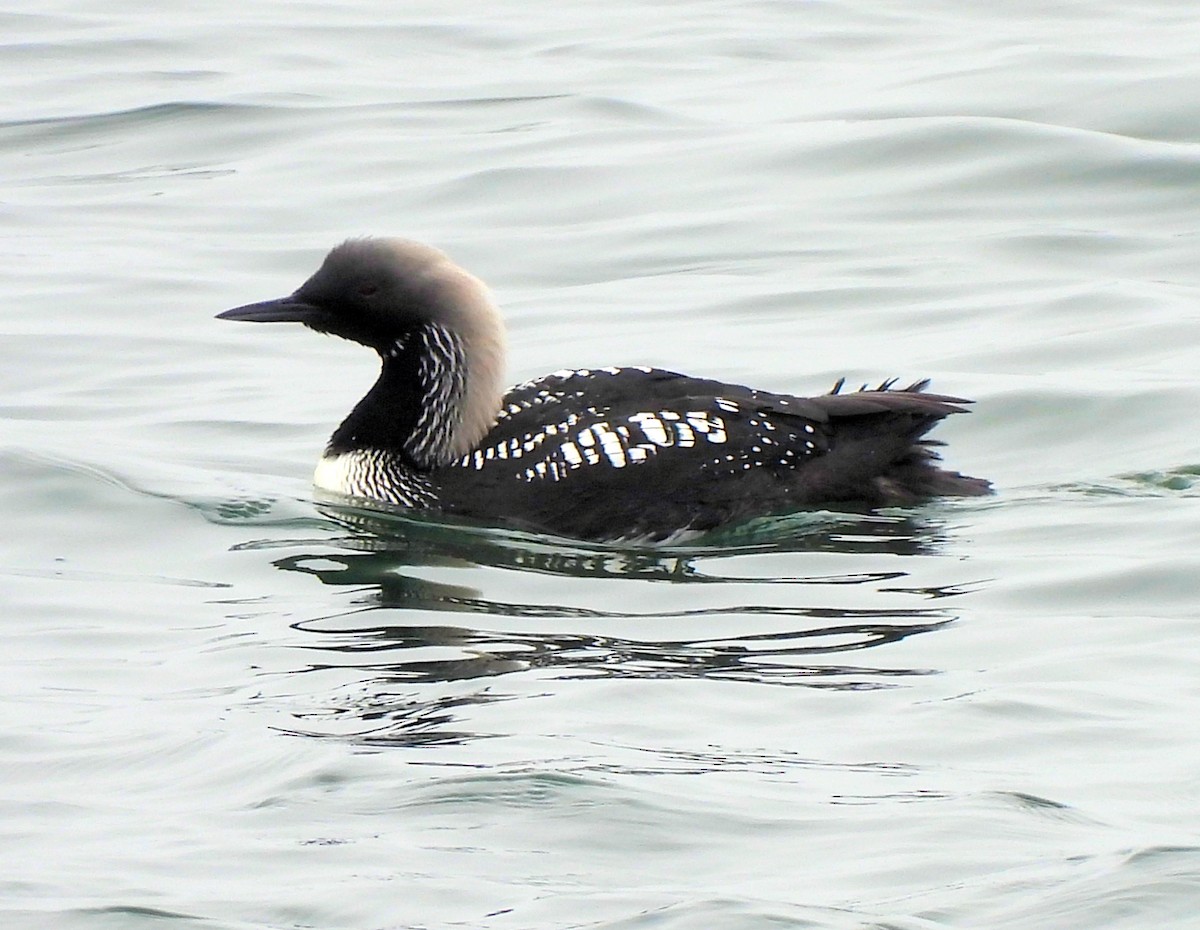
[437,367,989,541]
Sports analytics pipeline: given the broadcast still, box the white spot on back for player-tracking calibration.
[630,412,670,446]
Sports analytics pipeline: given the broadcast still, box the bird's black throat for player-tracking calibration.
[325,341,427,466]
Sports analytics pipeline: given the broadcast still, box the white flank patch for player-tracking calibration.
[313,451,434,507]
[314,453,358,495]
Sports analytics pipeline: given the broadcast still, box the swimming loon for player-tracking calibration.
[218,238,991,542]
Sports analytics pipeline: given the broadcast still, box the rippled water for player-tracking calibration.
[4,3,1200,929]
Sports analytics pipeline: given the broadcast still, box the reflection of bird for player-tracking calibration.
[219,238,990,542]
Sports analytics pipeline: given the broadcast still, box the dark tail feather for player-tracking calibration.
[882,441,993,501]
[798,377,992,504]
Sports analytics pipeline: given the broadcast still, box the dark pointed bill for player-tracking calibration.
[217,295,325,324]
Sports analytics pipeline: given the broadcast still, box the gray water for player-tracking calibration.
[4,2,1200,928]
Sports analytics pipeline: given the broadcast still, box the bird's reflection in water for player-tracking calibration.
[249,502,981,746]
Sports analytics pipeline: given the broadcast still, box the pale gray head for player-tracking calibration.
[219,238,508,462]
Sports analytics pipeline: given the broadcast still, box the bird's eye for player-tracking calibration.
[358,282,380,298]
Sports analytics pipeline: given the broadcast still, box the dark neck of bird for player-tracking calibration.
[325,323,468,469]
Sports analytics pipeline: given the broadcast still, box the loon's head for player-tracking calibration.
[219,238,497,351]
[219,237,507,460]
